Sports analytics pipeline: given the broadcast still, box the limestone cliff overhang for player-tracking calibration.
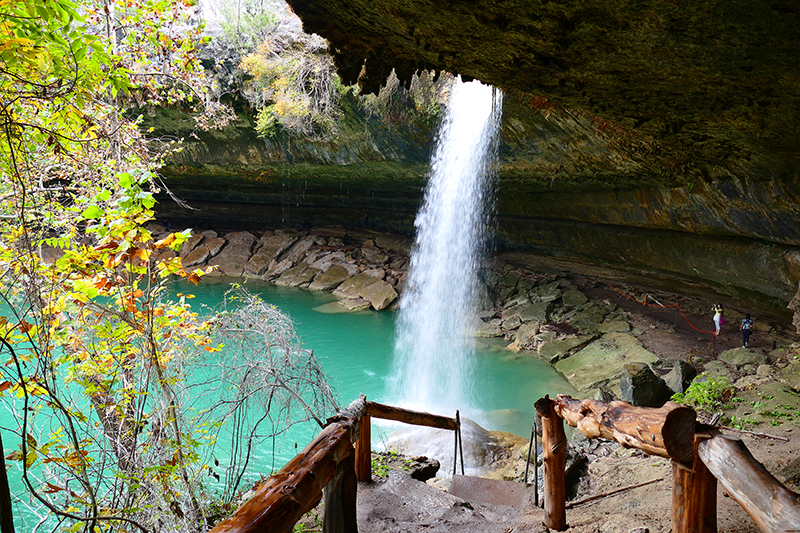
[286,0,800,176]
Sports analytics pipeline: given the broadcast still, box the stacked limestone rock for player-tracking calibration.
[148,224,409,312]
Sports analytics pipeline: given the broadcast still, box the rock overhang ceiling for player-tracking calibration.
[285,0,800,178]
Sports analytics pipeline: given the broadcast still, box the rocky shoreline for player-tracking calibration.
[150,223,800,413]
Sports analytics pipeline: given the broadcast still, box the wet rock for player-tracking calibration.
[776,359,800,390]
[519,301,553,323]
[182,245,210,267]
[280,236,316,264]
[200,229,218,239]
[562,289,589,308]
[207,231,256,277]
[468,318,503,338]
[179,233,204,258]
[333,271,384,299]
[512,323,540,348]
[502,315,522,331]
[569,303,609,331]
[250,233,300,272]
[703,360,735,380]
[599,318,631,333]
[361,246,389,264]
[205,236,226,257]
[719,347,768,368]
[340,298,372,311]
[664,360,698,394]
[538,335,594,364]
[555,332,660,395]
[620,362,672,407]
[275,265,321,287]
[265,259,293,278]
[374,234,412,254]
[360,280,398,310]
[408,456,440,482]
[309,264,352,291]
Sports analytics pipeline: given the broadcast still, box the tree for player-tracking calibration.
[0,0,334,531]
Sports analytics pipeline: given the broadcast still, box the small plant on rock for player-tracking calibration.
[671,373,734,412]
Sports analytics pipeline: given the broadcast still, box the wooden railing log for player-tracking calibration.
[366,401,458,430]
[323,452,358,533]
[672,428,717,533]
[554,394,696,463]
[210,398,366,533]
[698,435,800,533]
[355,414,371,482]
[536,396,567,531]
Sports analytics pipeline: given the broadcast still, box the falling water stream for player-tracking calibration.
[390,79,503,417]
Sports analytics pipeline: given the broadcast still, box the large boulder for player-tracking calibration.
[275,265,321,287]
[719,348,768,368]
[182,245,210,267]
[333,271,385,299]
[207,231,256,276]
[245,233,300,276]
[538,335,594,364]
[664,360,698,394]
[620,362,673,407]
[359,280,398,310]
[179,233,204,258]
[554,332,660,396]
[280,236,316,264]
[309,264,353,291]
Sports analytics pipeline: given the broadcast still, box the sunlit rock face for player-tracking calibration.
[286,0,800,176]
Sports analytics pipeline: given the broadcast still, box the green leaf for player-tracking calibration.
[81,205,104,219]
[118,172,133,189]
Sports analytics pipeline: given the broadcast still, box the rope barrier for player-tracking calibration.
[607,284,718,349]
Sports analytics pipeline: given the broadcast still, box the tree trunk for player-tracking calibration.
[554,394,697,462]
[698,435,800,533]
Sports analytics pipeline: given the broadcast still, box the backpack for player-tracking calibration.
[742,319,753,330]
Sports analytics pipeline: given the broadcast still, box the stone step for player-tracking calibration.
[448,474,530,508]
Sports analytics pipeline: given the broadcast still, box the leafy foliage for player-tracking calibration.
[240,12,342,140]
[0,0,332,531]
[671,373,734,412]
[235,1,451,141]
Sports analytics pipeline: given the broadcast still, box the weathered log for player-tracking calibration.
[366,401,458,430]
[355,413,371,482]
[323,452,358,533]
[554,394,697,463]
[698,435,800,533]
[536,396,567,531]
[672,429,717,533]
[211,397,366,533]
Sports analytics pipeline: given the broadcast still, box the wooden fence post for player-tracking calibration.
[672,429,717,533]
[535,395,567,531]
[355,413,371,482]
[323,451,358,533]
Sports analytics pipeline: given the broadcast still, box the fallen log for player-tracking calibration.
[554,394,697,463]
[366,401,458,430]
[698,435,800,533]
[211,397,366,533]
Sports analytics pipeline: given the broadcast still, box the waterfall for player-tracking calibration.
[390,78,503,417]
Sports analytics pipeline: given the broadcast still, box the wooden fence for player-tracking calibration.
[209,396,462,533]
[537,394,800,533]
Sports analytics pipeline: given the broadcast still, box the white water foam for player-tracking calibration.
[390,78,503,419]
